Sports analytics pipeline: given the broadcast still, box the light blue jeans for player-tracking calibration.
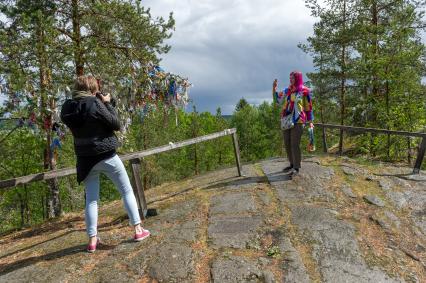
[84,154,141,237]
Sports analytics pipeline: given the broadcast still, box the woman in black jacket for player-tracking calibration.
[61,75,150,252]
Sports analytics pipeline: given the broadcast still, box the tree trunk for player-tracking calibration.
[140,125,150,191]
[37,23,61,218]
[18,192,25,227]
[371,0,380,126]
[385,79,390,160]
[192,107,199,175]
[45,188,50,218]
[41,195,46,220]
[338,0,347,155]
[72,0,84,76]
[407,137,411,164]
[24,185,30,224]
[47,179,61,218]
[318,52,327,153]
[66,177,75,211]
[407,87,413,165]
[194,144,199,175]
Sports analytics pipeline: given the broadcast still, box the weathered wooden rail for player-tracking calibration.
[315,123,426,174]
[0,128,243,218]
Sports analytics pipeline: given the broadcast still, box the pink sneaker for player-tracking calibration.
[87,237,100,253]
[134,229,150,242]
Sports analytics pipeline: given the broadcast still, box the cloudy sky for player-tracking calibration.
[1,1,423,114]
[0,0,315,113]
[143,0,317,114]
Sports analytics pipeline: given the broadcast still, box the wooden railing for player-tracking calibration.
[0,128,243,218]
[315,123,426,174]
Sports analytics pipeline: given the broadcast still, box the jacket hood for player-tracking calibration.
[61,97,96,128]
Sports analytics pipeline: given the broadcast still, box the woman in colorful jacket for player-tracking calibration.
[273,71,313,176]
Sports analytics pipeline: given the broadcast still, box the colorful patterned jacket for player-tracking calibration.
[274,86,313,124]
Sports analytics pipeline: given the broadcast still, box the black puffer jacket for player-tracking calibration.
[61,96,120,156]
[61,95,121,183]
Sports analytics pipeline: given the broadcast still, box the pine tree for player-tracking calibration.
[0,0,176,221]
[354,0,425,159]
[303,0,358,154]
[301,0,425,159]
[1,0,64,217]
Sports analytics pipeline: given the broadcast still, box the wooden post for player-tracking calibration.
[232,132,243,176]
[413,137,426,174]
[322,127,328,153]
[407,137,412,165]
[130,158,148,219]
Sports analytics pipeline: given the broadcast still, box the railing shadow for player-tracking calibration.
[0,244,86,276]
[373,172,426,182]
[145,175,236,204]
[265,171,293,182]
[98,214,130,228]
[198,175,266,191]
[0,230,120,276]
[0,214,130,263]
[146,168,297,205]
[0,216,84,243]
[0,241,116,276]
[146,175,268,205]
[0,230,82,261]
[202,176,269,191]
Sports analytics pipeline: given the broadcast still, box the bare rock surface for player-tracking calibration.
[411,210,426,235]
[370,211,401,230]
[342,166,358,176]
[261,158,421,282]
[1,157,425,282]
[210,192,257,215]
[211,256,262,283]
[342,184,357,198]
[257,191,272,206]
[208,215,263,249]
[288,204,399,283]
[261,159,335,203]
[148,243,195,282]
[279,237,310,283]
[363,195,386,207]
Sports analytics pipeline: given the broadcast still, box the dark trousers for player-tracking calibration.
[283,124,303,169]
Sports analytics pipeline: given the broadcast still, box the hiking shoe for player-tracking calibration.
[282,165,293,173]
[87,237,100,253]
[291,168,300,177]
[134,229,150,242]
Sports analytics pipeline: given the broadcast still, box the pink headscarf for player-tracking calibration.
[290,71,304,92]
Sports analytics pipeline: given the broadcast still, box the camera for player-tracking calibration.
[96,92,116,107]
[96,79,116,106]
[95,92,108,100]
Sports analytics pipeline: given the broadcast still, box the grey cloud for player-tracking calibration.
[144,0,317,114]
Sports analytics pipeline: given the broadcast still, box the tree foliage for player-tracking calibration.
[0,0,176,223]
[300,0,426,160]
